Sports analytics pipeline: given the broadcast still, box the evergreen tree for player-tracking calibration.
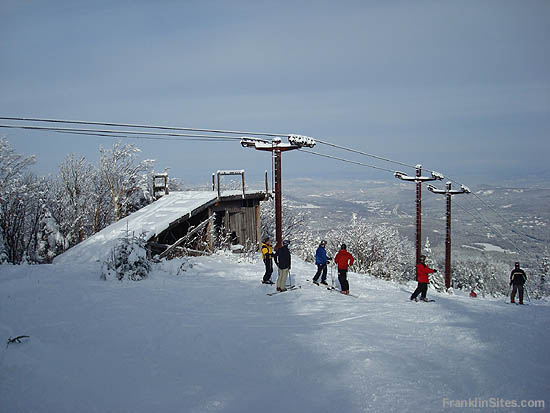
[101,229,151,281]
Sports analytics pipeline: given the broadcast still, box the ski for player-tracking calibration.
[306,279,336,289]
[306,279,330,286]
[327,288,358,298]
[306,279,358,297]
[267,286,300,296]
[308,280,336,290]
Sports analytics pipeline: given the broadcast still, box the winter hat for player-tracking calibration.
[341,243,346,250]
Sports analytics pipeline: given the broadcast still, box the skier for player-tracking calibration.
[312,240,331,285]
[334,244,354,295]
[261,237,274,284]
[510,262,527,304]
[274,240,292,292]
[410,255,437,302]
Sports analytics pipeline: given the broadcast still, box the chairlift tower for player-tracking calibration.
[395,165,444,277]
[241,135,315,249]
[427,181,470,289]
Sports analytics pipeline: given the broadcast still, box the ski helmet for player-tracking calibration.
[341,243,346,250]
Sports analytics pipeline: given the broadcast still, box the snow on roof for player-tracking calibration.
[54,190,244,265]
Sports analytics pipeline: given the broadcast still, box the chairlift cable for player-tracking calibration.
[0,124,241,141]
[298,149,396,173]
[0,116,288,138]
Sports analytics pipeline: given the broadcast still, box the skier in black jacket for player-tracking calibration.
[274,240,291,292]
[510,262,527,304]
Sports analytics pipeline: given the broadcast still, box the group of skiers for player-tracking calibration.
[261,237,292,292]
[261,238,354,294]
[261,237,528,302]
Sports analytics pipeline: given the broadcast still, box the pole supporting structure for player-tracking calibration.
[427,181,470,289]
[274,148,283,249]
[416,167,422,267]
[240,134,315,250]
[395,165,444,279]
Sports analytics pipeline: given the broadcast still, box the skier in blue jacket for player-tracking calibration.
[312,240,331,285]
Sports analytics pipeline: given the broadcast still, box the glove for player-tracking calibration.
[433,269,437,273]
[509,281,513,286]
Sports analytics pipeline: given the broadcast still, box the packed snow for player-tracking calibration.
[1,253,548,412]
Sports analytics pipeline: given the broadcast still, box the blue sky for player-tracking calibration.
[1,0,549,185]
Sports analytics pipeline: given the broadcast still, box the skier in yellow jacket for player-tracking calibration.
[261,237,274,284]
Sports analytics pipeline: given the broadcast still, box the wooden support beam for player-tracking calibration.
[158,216,214,259]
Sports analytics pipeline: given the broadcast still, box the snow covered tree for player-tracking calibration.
[101,228,151,281]
[0,138,37,263]
[0,138,36,190]
[451,257,510,296]
[0,138,51,263]
[260,197,310,246]
[89,167,113,234]
[57,154,95,245]
[535,247,550,298]
[99,142,155,222]
[424,237,445,291]
[0,173,47,264]
[36,210,65,263]
[322,215,414,282]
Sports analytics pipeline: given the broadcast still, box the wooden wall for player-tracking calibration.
[209,198,262,249]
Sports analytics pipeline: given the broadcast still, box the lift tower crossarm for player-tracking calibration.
[240,135,316,249]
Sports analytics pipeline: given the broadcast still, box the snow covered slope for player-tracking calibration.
[54,191,228,265]
[0,255,548,412]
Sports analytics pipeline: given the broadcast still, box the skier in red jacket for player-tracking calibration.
[334,244,354,295]
[410,255,436,302]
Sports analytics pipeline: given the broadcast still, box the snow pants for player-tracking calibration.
[411,282,428,300]
[511,284,524,303]
[313,263,328,283]
[276,268,290,290]
[338,269,349,291]
[263,258,273,282]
